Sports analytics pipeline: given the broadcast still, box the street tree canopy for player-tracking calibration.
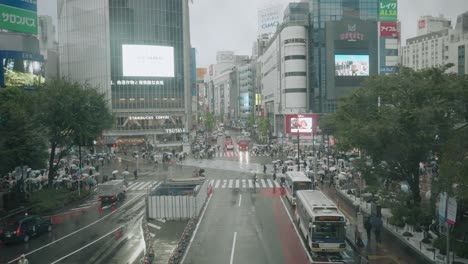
[205,112,215,131]
[38,79,113,185]
[325,65,467,204]
[0,88,48,175]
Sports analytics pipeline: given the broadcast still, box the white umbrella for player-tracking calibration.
[122,171,130,175]
[112,170,119,174]
[81,173,89,177]
[329,167,337,172]
[318,170,325,175]
[88,166,96,170]
[98,158,104,161]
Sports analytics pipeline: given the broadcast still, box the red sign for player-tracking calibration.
[418,19,426,29]
[380,21,398,37]
[285,114,318,136]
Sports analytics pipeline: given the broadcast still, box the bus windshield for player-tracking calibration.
[293,181,312,195]
[312,222,345,242]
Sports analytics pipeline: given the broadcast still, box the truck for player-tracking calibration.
[97,180,127,203]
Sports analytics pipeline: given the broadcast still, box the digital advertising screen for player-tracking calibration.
[335,54,369,76]
[122,45,174,78]
[2,58,44,88]
[290,116,313,133]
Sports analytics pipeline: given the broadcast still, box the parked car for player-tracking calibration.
[1,215,52,244]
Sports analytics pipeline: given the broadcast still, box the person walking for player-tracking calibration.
[372,216,383,244]
[364,217,372,242]
[18,254,29,264]
[133,169,138,180]
[263,165,267,174]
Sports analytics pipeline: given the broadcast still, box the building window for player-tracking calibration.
[285,72,307,77]
[284,38,306,44]
[284,55,306,60]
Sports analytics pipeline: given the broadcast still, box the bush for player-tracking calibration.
[389,215,405,227]
[30,188,90,215]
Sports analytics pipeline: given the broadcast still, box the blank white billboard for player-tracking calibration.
[122,45,174,77]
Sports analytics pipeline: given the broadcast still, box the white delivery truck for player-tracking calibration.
[98,180,127,203]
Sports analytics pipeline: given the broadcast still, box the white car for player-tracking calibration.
[226,143,234,150]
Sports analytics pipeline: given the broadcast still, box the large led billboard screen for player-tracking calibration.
[285,114,318,135]
[335,54,369,76]
[122,45,174,77]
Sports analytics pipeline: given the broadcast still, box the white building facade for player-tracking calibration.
[261,25,308,135]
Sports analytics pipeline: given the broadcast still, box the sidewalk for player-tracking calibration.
[336,188,468,264]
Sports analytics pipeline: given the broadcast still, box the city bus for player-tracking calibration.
[284,171,313,205]
[295,190,346,253]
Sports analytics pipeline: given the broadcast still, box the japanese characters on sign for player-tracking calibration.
[380,21,398,37]
[379,0,397,21]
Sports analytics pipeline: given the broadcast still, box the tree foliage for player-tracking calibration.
[0,88,48,175]
[38,79,113,185]
[258,117,270,143]
[326,65,466,204]
[205,112,215,131]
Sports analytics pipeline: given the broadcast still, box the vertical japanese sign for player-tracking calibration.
[379,0,397,21]
[447,197,457,225]
[0,0,38,34]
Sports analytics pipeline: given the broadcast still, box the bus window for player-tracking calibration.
[313,222,345,241]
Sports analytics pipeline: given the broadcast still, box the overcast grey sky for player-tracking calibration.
[38,0,468,67]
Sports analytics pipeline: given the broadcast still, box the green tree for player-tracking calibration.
[0,88,48,175]
[327,65,465,204]
[247,114,256,128]
[205,112,215,131]
[38,79,113,185]
[258,117,270,143]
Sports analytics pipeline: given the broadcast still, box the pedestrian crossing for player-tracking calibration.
[213,151,272,158]
[125,179,281,192]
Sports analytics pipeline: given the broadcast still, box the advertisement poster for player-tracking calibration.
[122,45,174,78]
[379,0,398,21]
[335,55,369,76]
[258,5,282,35]
[0,4,38,34]
[285,114,318,135]
[380,21,398,37]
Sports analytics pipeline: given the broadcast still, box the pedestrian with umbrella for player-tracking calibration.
[112,170,118,180]
[134,169,138,180]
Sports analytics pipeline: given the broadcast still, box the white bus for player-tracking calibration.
[295,190,346,253]
[284,171,313,205]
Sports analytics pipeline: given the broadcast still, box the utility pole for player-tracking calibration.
[297,132,300,171]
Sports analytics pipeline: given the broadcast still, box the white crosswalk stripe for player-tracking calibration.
[127,181,160,191]
[208,179,284,189]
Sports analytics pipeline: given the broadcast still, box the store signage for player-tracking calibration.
[0,0,37,12]
[128,116,170,120]
[340,24,364,41]
[380,22,398,37]
[379,0,397,21]
[447,197,457,225]
[0,4,37,34]
[258,5,282,35]
[165,128,186,133]
[111,80,165,86]
[380,66,397,74]
[418,19,426,29]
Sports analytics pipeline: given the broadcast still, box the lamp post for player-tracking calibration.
[297,132,300,171]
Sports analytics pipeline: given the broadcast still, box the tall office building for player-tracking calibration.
[308,0,379,113]
[417,15,451,36]
[58,0,192,149]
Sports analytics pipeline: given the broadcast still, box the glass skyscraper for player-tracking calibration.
[309,0,378,113]
[58,0,192,148]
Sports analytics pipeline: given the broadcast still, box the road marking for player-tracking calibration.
[255,180,260,188]
[50,226,123,264]
[230,232,237,264]
[248,179,253,188]
[235,179,240,188]
[242,179,246,188]
[238,194,242,207]
[228,179,233,188]
[266,179,273,188]
[150,233,156,238]
[181,194,213,264]
[222,179,228,188]
[209,179,215,187]
[260,179,267,188]
[128,182,145,190]
[7,194,144,264]
[148,222,161,230]
[214,180,221,188]
[273,180,280,188]
[279,196,313,262]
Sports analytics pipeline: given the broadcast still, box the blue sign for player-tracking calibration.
[0,0,37,12]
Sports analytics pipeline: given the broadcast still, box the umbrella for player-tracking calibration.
[329,167,337,172]
[98,158,104,161]
[88,166,96,170]
[122,171,130,175]
[112,170,119,174]
[81,173,89,177]
[318,170,325,175]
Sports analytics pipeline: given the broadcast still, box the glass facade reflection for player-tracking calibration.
[309,0,378,113]
[59,0,190,142]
